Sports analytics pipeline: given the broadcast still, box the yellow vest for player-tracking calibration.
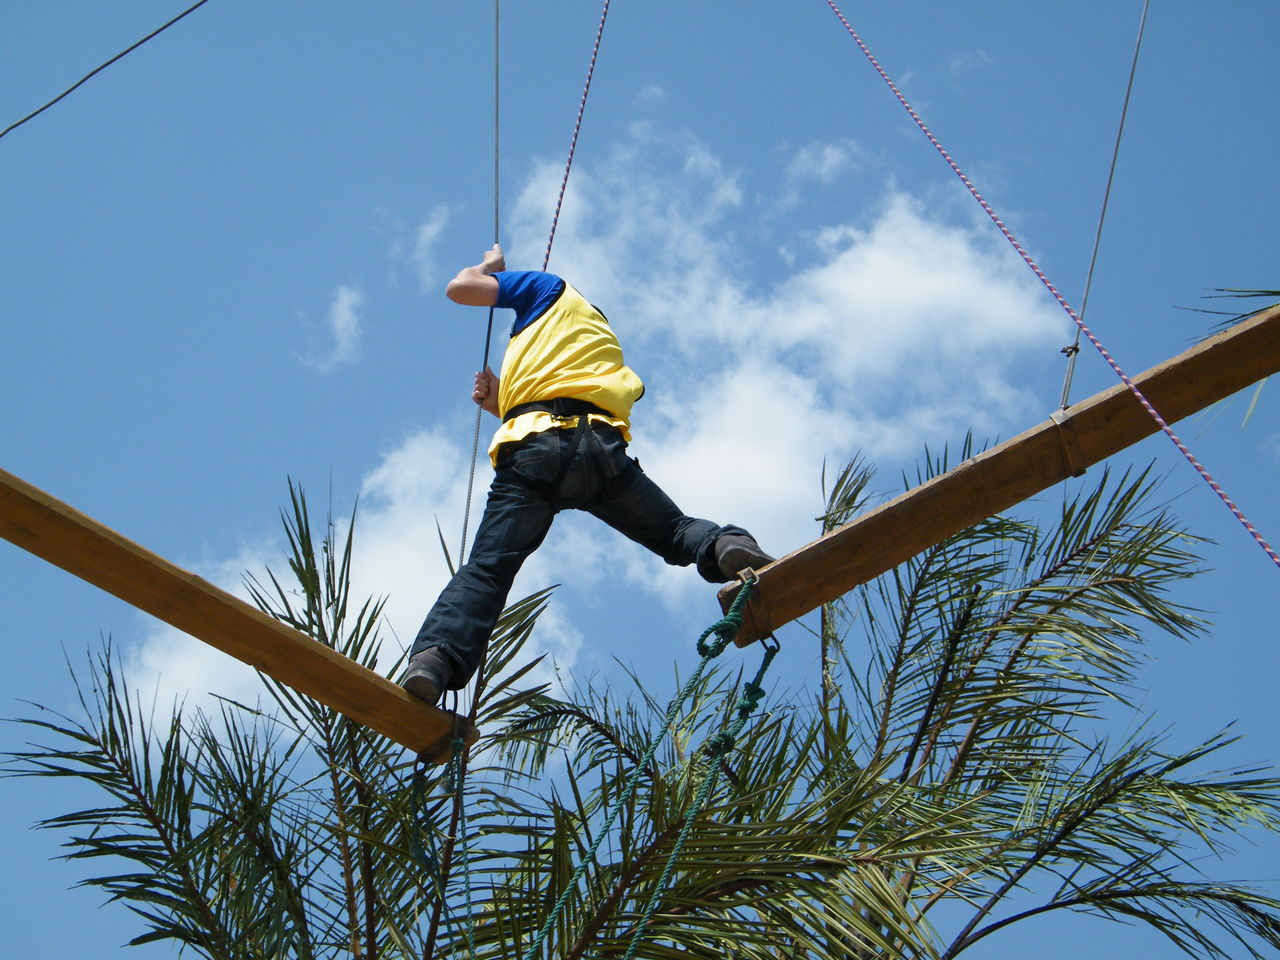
[488,273,645,465]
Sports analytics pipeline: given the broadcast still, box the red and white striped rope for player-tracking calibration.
[823,0,1279,569]
[543,0,612,271]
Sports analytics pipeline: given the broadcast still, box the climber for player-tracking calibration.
[401,244,774,704]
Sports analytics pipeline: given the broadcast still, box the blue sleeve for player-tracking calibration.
[495,271,565,334]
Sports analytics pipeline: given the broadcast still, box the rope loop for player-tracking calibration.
[696,577,756,658]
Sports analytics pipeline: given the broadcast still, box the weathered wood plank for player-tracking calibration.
[0,468,476,760]
[721,305,1280,645]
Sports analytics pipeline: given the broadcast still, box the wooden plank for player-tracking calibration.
[721,305,1280,645]
[0,468,477,761]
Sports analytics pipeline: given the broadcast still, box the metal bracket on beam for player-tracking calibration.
[1050,408,1087,478]
[723,568,775,648]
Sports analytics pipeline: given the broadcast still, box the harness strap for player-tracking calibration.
[553,415,592,489]
[502,397,611,422]
[498,399,606,494]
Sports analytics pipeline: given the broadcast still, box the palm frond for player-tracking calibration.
[8,461,1280,960]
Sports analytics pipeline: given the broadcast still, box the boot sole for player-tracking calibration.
[402,673,443,706]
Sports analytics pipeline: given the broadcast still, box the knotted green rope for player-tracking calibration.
[519,577,769,960]
[618,632,779,960]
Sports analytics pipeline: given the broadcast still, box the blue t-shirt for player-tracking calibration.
[494,271,567,338]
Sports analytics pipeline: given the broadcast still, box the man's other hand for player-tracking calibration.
[473,366,500,417]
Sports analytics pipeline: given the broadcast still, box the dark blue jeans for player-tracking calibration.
[410,422,747,688]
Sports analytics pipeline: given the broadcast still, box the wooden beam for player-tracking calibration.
[721,304,1280,646]
[0,468,477,761]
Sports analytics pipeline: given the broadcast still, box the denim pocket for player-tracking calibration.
[502,431,564,488]
[590,425,629,482]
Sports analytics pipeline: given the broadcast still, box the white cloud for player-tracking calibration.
[508,124,742,293]
[756,192,1062,395]
[950,48,992,76]
[495,126,1066,617]
[413,205,450,292]
[302,284,364,372]
[129,123,1074,705]
[770,139,863,213]
[786,141,858,185]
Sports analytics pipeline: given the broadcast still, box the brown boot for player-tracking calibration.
[714,533,774,580]
[401,647,453,705]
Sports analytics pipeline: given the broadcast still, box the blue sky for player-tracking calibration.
[3,1,1279,956]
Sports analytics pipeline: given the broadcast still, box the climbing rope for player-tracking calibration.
[1060,0,1151,409]
[431,8,501,959]
[459,0,503,567]
[519,578,772,960]
[461,0,613,557]
[823,0,1280,573]
[542,0,613,271]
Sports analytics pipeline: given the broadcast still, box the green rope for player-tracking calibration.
[519,577,764,960]
[619,634,779,960]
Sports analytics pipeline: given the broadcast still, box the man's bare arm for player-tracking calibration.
[446,244,505,306]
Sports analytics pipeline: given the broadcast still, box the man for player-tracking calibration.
[402,244,773,705]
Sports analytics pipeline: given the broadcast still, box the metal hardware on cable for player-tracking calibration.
[823,0,1280,573]
[1060,0,1151,410]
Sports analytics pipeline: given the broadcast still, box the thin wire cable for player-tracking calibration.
[542,0,612,270]
[1,0,214,141]
[823,0,1280,572]
[1060,0,1151,409]
[492,0,502,254]
[458,0,503,567]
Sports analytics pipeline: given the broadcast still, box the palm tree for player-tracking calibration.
[8,460,1280,959]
